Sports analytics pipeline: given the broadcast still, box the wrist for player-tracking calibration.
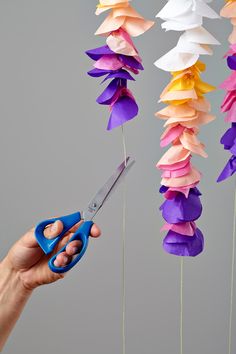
[0,257,32,351]
[0,257,32,299]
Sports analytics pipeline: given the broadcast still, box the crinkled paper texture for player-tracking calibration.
[155,0,219,256]
[217,0,236,182]
[86,2,153,131]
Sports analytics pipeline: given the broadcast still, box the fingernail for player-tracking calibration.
[54,260,59,267]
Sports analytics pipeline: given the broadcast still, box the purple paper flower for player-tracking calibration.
[86,45,142,130]
[88,68,135,82]
[218,123,236,182]
[227,55,236,71]
[86,45,143,75]
[220,123,236,150]
[163,228,204,257]
[95,78,139,130]
[217,155,236,182]
[159,188,202,224]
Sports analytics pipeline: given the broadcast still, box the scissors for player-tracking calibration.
[35,157,135,274]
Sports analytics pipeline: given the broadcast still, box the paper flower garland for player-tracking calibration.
[86,0,154,131]
[155,0,220,257]
[218,0,236,182]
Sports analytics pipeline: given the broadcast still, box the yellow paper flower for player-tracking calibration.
[96,0,129,15]
[160,61,215,105]
[221,0,236,17]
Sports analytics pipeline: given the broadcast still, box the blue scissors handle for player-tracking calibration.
[35,212,82,254]
[48,221,93,273]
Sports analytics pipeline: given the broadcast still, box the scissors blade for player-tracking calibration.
[83,157,135,221]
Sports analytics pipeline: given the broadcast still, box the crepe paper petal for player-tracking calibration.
[95,11,125,35]
[163,228,204,257]
[155,99,209,120]
[157,155,192,172]
[157,0,219,30]
[227,55,236,70]
[221,0,236,43]
[107,95,139,130]
[86,45,142,71]
[160,125,185,147]
[189,97,212,111]
[159,62,215,102]
[160,187,202,224]
[97,0,129,5]
[162,112,215,128]
[123,17,155,38]
[230,142,236,156]
[155,48,199,72]
[157,99,213,124]
[161,162,192,179]
[161,222,197,237]
[220,71,236,91]
[96,78,121,105]
[181,27,220,46]
[161,166,201,188]
[157,145,191,168]
[156,103,196,119]
[155,1,220,72]
[221,1,236,18]
[161,89,199,104]
[94,54,124,70]
[88,68,111,77]
[95,5,154,37]
[119,55,144,70]
[229,27,236,45]
[164,184,199,199]
[159,185,169,194]
[87,2,153,131]
[217,155,236,183]
[102,69,135,82]
[89,68,135,82]
[86,45,114,60]
[107,29,138,56]
[177,36,213,55]
[225,43,236,58]
[221,91,236,112]
[96,0,129,15]
[225,104,236,123]
[220,124,236,150]
[154,34,218,72]
[179,130,208,158]
[179,43,213,57]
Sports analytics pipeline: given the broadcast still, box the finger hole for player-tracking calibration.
[66,240,82,256]
[44,220,64,239]
[54,252,72,268]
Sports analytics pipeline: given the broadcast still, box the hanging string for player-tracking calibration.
[228,181,236,354]
[122,126,127,164]
[121,125,127,354]
[180,257,184,354]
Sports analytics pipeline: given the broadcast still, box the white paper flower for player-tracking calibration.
[156,0,219,31]
[154,26,220,71]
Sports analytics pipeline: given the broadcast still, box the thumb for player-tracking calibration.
[44,220,64,239]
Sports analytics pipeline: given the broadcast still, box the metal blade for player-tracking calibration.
[83,157,135,221]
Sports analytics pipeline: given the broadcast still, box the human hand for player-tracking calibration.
[4,220,101,291]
